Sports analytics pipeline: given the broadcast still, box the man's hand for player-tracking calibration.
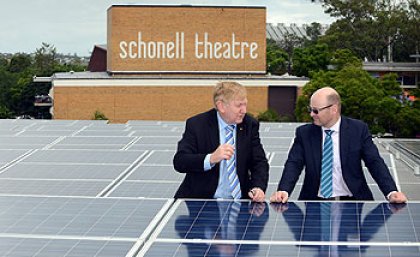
[388,203,407,214]
[210,144,235,164]
[388,191,408,203]
[248,187,265,202]
[248,202,266,217]
[270,191,289,203]
[270,202,289,213]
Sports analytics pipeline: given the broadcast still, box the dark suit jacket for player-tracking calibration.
[278,116,398,200]
[173,109,269,199]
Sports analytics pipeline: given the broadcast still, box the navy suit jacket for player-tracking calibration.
[173,109,269,199]
[278,116,398,200]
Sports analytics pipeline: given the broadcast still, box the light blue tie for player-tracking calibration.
[225,125,241,199]
[321,130,333,198]
[320,202,331,249]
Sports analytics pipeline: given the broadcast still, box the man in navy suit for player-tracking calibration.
[270,87,407,203]
[173,82,269,202]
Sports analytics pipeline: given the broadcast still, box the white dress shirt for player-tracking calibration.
[319,117,353,198]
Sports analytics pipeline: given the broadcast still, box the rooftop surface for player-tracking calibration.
[0,119,419,256]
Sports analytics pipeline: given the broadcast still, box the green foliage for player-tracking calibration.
[380,73,402,96]
[0,105,13,119]
[330,49,362,70]
[0,68,18,114]
[292,43,332,77]
[0,43,87,119]
[393,106,420,138]
[0,56,8,68]
[295,95,311,122]
[296,63,420,137]
[257,109,281,122]
[318,0,419,62]
[8,53,32,73]
[93,110,108,120]
[266,39,289,75]
[304,22,324,46]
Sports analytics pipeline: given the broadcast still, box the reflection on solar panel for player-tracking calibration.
[139,200,420,257]
[0,119,419,256]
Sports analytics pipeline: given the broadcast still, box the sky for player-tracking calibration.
[0,0,336,56]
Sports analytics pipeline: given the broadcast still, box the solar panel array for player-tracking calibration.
[140,200,420,257]
[0,119,419,257]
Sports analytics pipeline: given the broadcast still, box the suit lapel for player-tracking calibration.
[311,125,322,177]
[339,117,350,167]
[236,120,246,179]
[208,109,220,151]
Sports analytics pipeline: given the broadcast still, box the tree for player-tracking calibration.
[278,32,305,70]
[394,0,420,61]
[0,68,18,117]
[8,53,32,73]
[304,22,324,47]
[34,42,59,76]
[329,48,362,70]
[318,0,419,62]
[0,43,87,119]
[295,63,419,137]
[0,56,8,68]
[266,39,289,75]
[292,43,332,77]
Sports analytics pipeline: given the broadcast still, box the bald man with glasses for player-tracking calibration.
[270,87,407,203]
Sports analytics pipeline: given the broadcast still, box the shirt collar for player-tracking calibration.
[217,112,228,130]
[322,116,341,133]
[217,111,235,130]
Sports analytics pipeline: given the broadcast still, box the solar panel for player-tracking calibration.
[0,136,59,145]
[0,119,418,257]
[109,181,180,198]
[22,149,145,164]
[138,200,420,257]
[0,149,31,163]
[0,179,111,196]
[0,238,136,257]
[127,165,184,181]
[0,196,170,236]
[0,196,172,257]
[142,151,176,165]
[74,130,133,137]
[17,131,76,137]
[0,163,129,180]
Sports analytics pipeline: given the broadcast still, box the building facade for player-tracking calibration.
[49,5,309,122]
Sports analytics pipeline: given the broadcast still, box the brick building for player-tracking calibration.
[47,5,309,123]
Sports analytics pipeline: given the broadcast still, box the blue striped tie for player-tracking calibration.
[320,202,331,242]
[321,130,333,198]
[225,125,241,199]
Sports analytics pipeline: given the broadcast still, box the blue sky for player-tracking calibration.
[1,0,335,56]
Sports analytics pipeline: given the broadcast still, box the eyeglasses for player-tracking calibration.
[307,104,333,114]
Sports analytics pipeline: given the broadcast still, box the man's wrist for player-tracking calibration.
[249,187,262,194]
[387,191,397,200]
[203,154,214,171]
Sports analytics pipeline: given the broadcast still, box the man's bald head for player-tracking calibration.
[309,87,342,128]
[311,87,341,111]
